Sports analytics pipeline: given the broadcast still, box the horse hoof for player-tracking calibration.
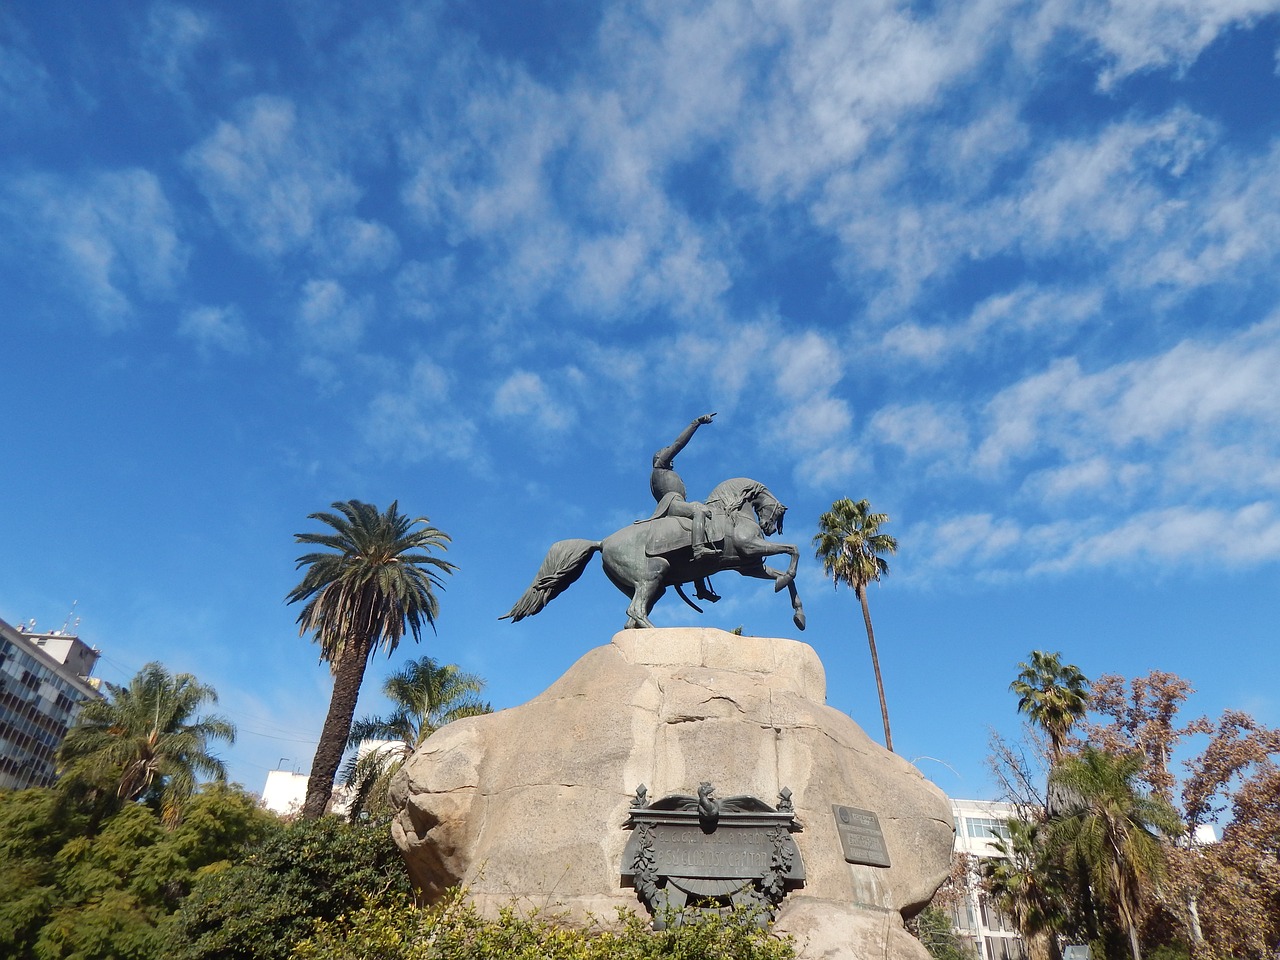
[793,612,806,631]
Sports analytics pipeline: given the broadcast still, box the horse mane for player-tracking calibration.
[705,477,771,515]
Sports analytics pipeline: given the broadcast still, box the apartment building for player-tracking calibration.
[950,798,1028,960]
[0,615,102,790]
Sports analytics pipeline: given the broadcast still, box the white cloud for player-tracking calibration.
[978,318,1280,476]
[774,331,844,402]
[1007,109,1214,252]
[362,358,481,465]
[393,259,455,321]
[185,95,358,260]
[878,285,1104,365]
[321,217,399,274]
[140,3,216,93]
[0,16,51,120]
[178,304,256,355]
[295,279,369,352]
[1079,0,1280,89]
[492,370,575,432]
[4,169,186,327]
[1032,502,1280,573]
[868,403,969,460]
[911,512,1026,574]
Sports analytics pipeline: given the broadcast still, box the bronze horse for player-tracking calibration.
[502,478,805,631]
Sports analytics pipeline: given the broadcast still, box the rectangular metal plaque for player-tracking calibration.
[648,823,774,878]
[832,805,891,867]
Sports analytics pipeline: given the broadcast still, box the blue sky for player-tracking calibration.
[4,0,1279,802]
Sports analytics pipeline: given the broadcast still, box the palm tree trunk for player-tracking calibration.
[303,638,371,819]
[857,583,893,752]
[1127,921,1142,960]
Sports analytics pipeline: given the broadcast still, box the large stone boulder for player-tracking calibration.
[389,628,953,960]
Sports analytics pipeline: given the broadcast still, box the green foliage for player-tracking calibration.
[165,814,411,960]
[58,662,235,825]
[0,783,277,960]
[1049,747,1182,958]
[292,891,796,960]
[912,906,979,960]
[812,498,897,594]
[1010,651,1089,764]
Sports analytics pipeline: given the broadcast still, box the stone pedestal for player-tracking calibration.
[389,628,953,960]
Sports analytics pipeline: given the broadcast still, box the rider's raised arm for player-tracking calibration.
[652,413,716,468]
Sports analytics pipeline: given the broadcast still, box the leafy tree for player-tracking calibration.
[813,498,898,751]
[912,905,980,960]
[58,662,235,825]
[0,787,86,957]
[1171,711,1280,958]
[1010,651,1089,765]
[342,655,491,819]
[1049,747,1182,960]
[288,500,457,820]
[0,783,275,960]
[1081,671,1211,800]
[1080,672,1280,955]
[164,815,410,960]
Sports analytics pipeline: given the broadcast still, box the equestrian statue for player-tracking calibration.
[502,414,806,631]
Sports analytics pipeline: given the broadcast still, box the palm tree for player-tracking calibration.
[984,818,1067,960]
[288,500,457,820]
[1048,747,1182,960]
[813,498,898,751]
[1011,651,1090,764]
[340,655,491,818]
[57,662,234,825]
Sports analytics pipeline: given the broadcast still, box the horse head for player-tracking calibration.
[706,478,788,538]
[756,495,786,536]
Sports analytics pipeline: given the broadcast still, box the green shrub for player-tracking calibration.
[293,890,796,960]
[165,815,410,960]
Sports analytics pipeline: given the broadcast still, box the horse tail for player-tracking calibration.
[500,539,602,622]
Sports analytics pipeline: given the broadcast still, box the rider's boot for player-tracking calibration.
[694,577,721,603]
[691,509,717,560]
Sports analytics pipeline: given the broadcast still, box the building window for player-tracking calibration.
[966,817,1011,840]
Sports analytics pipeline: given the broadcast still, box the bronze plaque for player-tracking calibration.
[832,805,891,867]
[649,822,778,878]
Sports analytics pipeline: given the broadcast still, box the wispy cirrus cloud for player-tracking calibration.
[881,316,1280,578]
[362,357,482,466]
[185,95,394,269]
[2,169,186,327]
[178,304,258,356]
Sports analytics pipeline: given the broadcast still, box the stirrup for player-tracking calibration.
[695,582,721,603]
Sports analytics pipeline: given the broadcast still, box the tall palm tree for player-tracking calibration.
[1048,747,1182,960]
[288,500,457,820]
[340,655,491,818]
[813,498,898,751]
[57,662,234,825]
[1011,651,1090,764]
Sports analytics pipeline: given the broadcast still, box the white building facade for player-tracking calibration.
[0,616,102,790]
[950,798,1028,960]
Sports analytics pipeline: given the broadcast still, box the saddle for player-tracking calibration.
[641,510,731,558]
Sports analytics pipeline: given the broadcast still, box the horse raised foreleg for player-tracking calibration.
[738,561,806,632]
[749,541,799,593]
